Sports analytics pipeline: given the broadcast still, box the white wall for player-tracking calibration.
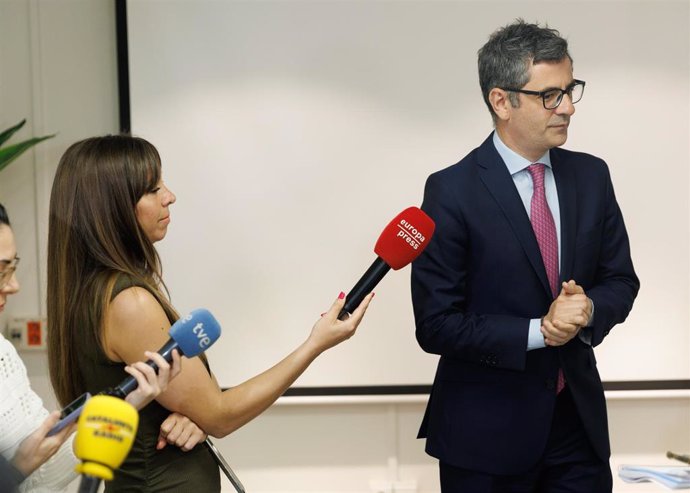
[0,1,688,492]
[126,0,690,388]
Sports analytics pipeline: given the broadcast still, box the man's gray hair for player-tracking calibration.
[478,19,571,120]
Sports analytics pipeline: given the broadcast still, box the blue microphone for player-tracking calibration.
[105,309,222,398]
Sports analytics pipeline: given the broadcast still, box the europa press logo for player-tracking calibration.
[396,218,427,250]
[374,207,435,271]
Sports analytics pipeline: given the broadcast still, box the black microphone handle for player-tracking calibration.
[78,475,101,493]
[338,257,391,320]
[114,339,179,397]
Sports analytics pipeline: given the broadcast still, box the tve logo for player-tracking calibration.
[192,322,212,349]
[171,309,222,357]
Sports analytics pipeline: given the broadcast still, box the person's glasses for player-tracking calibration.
[500,79,586,110]
[0,256,20,290]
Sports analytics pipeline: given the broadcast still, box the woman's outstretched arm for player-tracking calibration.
[105,288,373,437]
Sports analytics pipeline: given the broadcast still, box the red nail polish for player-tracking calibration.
[338,291,345,299]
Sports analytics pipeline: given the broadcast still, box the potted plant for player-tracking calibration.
[0,119,54,173]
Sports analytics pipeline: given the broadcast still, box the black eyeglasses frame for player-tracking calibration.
[500,79,586,110]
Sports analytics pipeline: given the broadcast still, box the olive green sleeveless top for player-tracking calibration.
[76,274,220,492]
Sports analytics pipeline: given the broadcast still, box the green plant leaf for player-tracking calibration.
[0,119,27,148]
[0,135,55,173]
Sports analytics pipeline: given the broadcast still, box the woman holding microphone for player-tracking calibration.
[47,135,373,491]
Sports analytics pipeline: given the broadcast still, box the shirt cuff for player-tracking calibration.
[527,318,546,351]
[588,298,595,327]
[575,299,595,345]
[578,327,593,345]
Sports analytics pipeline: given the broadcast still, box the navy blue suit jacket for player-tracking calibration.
[411,133,639,475]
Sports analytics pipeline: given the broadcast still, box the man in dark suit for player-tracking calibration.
[411,20,639,492]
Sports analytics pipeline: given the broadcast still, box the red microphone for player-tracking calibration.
[339,206,435,319]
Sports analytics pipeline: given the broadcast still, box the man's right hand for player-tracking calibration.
[541,280,592,346]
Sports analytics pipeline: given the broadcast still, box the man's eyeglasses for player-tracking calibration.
[500,79,586,110]
[0,256,20,290]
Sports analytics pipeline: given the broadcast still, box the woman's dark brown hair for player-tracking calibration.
[47,135,176,406]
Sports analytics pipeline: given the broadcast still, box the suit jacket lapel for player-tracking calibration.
[476,135,553,299]
[551,148,576,283]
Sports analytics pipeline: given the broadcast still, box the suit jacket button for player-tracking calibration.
[545,378,556,390]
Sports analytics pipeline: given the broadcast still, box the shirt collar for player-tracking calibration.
[492,131,551,175]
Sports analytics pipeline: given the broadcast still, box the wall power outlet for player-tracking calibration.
[6,317,47,351]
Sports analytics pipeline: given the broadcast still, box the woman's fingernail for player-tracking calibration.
[371,292,376,298]
[320,312,326,317]
[338,291,345,299]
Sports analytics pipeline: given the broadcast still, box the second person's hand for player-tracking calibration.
[11,411,76,477]
[124,349,181,410]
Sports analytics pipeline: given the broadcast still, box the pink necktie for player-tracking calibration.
[527,163,565,393]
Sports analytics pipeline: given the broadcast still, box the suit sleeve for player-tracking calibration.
[585,164,640,347]
[411,172,530,371]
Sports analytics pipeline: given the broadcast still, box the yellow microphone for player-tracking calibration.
[74,395,139,493]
